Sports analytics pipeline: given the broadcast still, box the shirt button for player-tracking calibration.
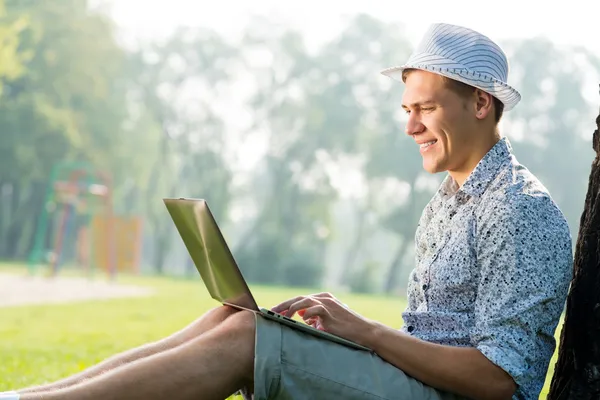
[422,284,428,290]
[407,325,415,333]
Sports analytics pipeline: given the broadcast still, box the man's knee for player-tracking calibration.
[209,305,240,320]
[187,305,237,329]
[221,310,256,337]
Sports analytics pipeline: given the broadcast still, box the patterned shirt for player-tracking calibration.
[402,137,573,399]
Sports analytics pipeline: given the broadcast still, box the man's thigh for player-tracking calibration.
[246,315,462,400]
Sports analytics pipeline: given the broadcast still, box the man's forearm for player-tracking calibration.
[359,322,516,400]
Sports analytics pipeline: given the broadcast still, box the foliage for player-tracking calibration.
[0,0,29,95]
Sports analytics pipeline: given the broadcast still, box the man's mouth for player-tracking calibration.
[419,140,437,149]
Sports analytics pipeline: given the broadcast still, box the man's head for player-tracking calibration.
[380,23,520,184]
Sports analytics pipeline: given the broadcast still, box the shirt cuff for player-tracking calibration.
[476,342,527,390]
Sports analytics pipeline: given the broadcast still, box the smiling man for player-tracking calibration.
[1,23,573,400]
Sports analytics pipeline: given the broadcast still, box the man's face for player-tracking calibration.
[401,70,478,175]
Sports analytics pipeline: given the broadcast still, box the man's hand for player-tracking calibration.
[271,292,376,346]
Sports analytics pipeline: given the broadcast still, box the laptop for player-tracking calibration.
[163,197,371,352]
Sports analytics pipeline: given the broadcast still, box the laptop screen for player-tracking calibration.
[164,198,259,311]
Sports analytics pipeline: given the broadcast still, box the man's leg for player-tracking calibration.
[17,310,256,400]
[19,306,239,394]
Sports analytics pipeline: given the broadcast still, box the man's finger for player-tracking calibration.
[314,296,350,310]
[271,296,306,314]
[302,304,328,321]
[313,292,334,299]
[287,297,321,319]
[317,296,337,306]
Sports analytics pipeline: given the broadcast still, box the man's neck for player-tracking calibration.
[450,135,500,188]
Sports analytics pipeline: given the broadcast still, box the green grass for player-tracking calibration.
[0,266,558,398]
[0,268,403,398]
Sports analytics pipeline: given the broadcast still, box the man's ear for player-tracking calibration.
[474,89,493,120]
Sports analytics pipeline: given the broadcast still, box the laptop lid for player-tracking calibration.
[163,198,259,311]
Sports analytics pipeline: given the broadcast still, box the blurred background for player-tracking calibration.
[1,0,599,295]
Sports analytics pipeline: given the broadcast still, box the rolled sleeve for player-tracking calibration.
[471,193,572,396]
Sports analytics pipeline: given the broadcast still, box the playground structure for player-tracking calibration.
[27,162,143,280]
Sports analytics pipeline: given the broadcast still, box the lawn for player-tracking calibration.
[0,267,558,398]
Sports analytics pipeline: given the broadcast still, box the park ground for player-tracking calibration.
[0,263,558,399]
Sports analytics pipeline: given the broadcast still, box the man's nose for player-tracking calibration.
[405,113,425,136]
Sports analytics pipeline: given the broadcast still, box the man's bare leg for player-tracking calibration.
[17,310,256,400]
[19,306,239,394]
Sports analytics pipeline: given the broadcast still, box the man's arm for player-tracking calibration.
[359,321,516,400]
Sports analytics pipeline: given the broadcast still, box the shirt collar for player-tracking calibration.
[440,137,513,199]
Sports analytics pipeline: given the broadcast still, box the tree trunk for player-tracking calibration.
[548,104,600,399]
[152,225,170,275]
[340,202,368,286]
[383,183,419,293]
[383,237,409,293]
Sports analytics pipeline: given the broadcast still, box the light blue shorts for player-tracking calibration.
[243,314,464,400]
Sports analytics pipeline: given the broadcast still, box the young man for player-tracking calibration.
[1,23,572,400]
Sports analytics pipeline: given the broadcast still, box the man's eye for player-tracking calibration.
[421,107,435,112]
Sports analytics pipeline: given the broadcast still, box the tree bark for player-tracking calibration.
[383,237,409,293]
[548,102,600,399]
[341,202,368,286]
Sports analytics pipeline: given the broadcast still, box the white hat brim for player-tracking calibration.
[381,63,521,111]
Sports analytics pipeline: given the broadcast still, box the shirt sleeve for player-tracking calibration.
[471,192,572,396]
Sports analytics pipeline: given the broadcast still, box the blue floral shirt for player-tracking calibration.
[403,137,573,399]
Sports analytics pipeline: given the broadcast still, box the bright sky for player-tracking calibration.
[108,0,600,55]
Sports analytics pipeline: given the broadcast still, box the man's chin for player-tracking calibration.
[422,160,440,174]
[422,162,448,175]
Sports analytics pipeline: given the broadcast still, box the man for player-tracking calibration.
[1,23,572,400]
